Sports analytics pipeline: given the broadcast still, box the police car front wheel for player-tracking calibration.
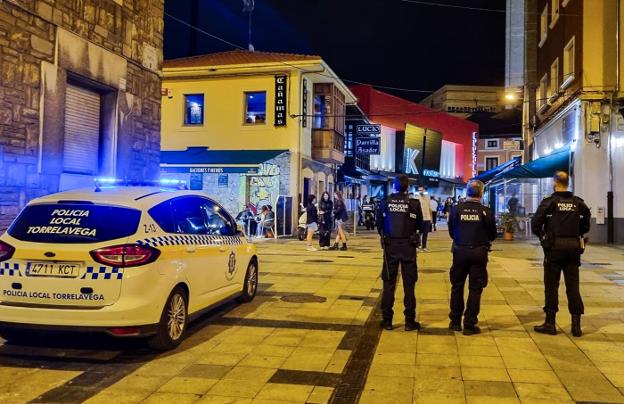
[237,260,258,303]
[148,286,188,351]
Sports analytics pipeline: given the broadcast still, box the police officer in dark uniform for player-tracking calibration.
[376,174,424,331]
[448,180,497,335]
[531,171,590,337]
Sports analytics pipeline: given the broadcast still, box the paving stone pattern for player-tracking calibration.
[0,228,623,403]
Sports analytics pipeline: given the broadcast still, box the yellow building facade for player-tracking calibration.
[160,50,356,235]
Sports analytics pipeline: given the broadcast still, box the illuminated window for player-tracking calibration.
[244,91,266,125]
[486,140,499,149]
[562,37,575,89]
[184,94,204,125]
[485,157,499,171]
[550,58,559,100]
[539,5,548,47]
[538,74,548,111]
[550,0,560,28]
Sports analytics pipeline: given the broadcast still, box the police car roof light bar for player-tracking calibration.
[94,178,188,191]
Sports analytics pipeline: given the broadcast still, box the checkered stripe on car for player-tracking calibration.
[135,235,243,247]
[81,266,123,280]
[0,262,22,277]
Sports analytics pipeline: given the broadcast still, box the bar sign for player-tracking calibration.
[275,75,287,127]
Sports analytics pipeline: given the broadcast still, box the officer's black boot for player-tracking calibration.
[340,243,347,251]
[449,321,462,332]
[462,324,481,335]
[405,320,421,331]
[571,314,582,337]
[534,312,557,335]
[380,319,393,330]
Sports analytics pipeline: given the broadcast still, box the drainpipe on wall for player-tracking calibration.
[608,0,619,244]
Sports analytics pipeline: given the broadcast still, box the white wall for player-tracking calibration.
[370,125,396,172]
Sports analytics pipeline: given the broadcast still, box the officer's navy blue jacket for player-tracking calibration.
[531,191,590,238]
[448,200,497,246]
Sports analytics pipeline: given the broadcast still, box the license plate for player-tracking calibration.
[27,262,81,278]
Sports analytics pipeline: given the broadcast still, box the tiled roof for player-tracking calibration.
[164,50,322,69]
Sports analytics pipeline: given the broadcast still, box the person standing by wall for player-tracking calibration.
[305,195,319,252]
[331,191,349,251]
[531,171,591,337]
[448,180,497,335]
[415,186,432,251]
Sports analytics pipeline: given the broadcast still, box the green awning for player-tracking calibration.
[495,146,570,180]
[472,157,520,183]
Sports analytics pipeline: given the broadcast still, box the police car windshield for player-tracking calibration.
[8,203,141,244]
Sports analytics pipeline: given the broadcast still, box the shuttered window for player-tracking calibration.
[64,84,101,175]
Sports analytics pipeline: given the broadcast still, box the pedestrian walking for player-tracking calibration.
[330,191,349,250]
[430,196,439,231]
[448,180,497,335]
[415,186,432,251]
[531,171,591,337]
[318,192,333,249]
[305,195,319,252]
[377,174,423,331]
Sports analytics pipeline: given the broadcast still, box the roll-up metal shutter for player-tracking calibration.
[64,84,101,174]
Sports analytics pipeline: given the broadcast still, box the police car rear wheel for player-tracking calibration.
[237,261,258,303]
[148,287,188,351]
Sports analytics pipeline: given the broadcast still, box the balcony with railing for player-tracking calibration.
[312,129,345,164]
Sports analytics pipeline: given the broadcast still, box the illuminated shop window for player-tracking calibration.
[245,91,267,124]
[185,94,204,125]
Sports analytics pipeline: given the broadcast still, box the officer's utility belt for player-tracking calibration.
[542,234,585,253]
[454,244,490,249]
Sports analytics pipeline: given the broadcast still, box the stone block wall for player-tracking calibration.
[0,0,164,231]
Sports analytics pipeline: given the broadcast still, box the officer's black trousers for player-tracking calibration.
[449,246,489,326]
[381,240,418,322]
[543,250,584,315]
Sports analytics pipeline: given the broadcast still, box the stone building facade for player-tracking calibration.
[0,0,164,230]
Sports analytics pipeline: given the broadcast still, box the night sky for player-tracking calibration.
[163,0,506,102]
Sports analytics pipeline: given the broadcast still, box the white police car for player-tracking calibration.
[0,181,258,350]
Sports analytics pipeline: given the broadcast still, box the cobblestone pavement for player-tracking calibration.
[0,228,624,403]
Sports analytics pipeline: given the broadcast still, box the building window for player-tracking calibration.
[562,37,575,89]
[550,58,559,101]
[539,4,548,47]
[64,84,102,175]
[314,94,331,129]
[550,0,560,28]
[538,74,548,111]
[485,157,499,171]
[184,94,204,125]
[313,83,346,134]
[486,139,500,149]
[244,91,266,125]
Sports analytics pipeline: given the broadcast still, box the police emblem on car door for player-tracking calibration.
[226,251,237,280]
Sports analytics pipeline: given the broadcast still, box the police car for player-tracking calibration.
[0,180,258,350]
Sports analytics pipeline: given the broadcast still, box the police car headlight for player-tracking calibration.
[90,244,160,268]
[0,241,14,263]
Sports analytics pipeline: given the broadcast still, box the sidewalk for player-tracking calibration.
[362,227,624,404]
[31,227,624,404]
